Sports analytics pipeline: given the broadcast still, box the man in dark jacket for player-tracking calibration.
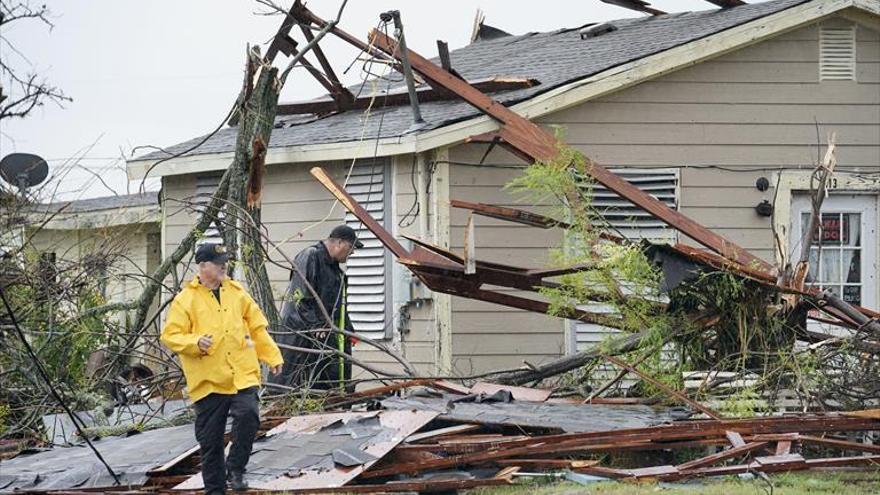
[272,225,363,390]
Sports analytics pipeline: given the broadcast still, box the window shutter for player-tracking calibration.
[572,169,679,362]
[820,25,856,81]
[344,161,391,340]
[576,168,679,241]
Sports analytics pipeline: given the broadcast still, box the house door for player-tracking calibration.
[791,193,878,331]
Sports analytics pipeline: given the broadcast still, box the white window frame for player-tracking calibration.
[773,170,880,312]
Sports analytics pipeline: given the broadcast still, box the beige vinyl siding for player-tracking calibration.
[537,19,879,263]
[390,155,436,373]
[162,160,437,379]
[446,144,566,375]
[443,18,878,372]
[28,223,160,319]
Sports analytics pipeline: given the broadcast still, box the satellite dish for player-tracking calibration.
[0,153,49,192]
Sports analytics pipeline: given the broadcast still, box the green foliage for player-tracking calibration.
[271,394,326,416]
[0,403,10,435]
[1,254,118,438]
[505,142,799,414]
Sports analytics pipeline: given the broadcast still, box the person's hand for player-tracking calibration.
[197,335,213,353]
[270,364,283,376]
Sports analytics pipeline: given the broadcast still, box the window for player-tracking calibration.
[801,211,863,305]
[792,193,878,330]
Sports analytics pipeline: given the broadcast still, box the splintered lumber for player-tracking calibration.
[844,409,880,419]
[405,424,482,443]
[495,459,601,469]
[798,435,880,454]
[360,414,879,479]
[603,354,721,419]
[675,441,769,471]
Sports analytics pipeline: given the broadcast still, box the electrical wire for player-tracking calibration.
[0,284,121,485]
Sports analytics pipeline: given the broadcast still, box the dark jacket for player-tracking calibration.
[272,241,353,388]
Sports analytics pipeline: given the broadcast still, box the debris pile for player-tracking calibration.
[3,380,878,493]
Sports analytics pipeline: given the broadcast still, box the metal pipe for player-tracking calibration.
[381,10,424,127]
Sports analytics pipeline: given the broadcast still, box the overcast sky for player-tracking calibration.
[2,0,733,201]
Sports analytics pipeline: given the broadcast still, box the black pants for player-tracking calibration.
[194,387,260,494]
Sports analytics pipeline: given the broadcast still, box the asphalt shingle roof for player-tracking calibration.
[38,191,159,213]
[134,0,809,163]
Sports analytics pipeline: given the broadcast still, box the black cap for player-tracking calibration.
[329,225,364,249]
[195,243,230,264]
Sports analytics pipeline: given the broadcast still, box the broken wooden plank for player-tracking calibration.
[628,465,680,479]
[469,382,552,402]
[450,199,572,230]
[603,354,721,420]
[367,27,771,271]
[675,441,769,471]
[405,423,481,443]
[725,430,746,447]
[601,0,667,15]
[798,434,880,454]
[495,459,600,470]
[277,76,540,115]
[702,0,747,8]
[464,211,476,275]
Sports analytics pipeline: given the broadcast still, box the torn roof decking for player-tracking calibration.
[174,409,438,492]
[381,394,686,433]
[133,0,810,161]
[0,424,197,493]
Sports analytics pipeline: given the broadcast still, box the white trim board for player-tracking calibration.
[126,0,878,180]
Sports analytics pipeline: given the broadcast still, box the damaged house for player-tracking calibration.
[126,0,880,379]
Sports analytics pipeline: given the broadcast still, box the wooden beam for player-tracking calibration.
[367,28,772,272]
[603,354,722,420]
[675,441,768,471]
[298,22,354,107]
[464,212,476,274]
[601,0,667,16]
[703,0,747,8]
[277,76,539,115]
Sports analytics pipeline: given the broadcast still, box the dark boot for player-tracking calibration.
[227,470,248,492]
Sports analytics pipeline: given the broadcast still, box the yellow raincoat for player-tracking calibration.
[161,276,283,403]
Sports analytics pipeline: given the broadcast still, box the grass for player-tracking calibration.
[467,470,880,495]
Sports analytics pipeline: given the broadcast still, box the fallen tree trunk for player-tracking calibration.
[494,330,647,385]
[225,48,281,329]
[101,169,233,379]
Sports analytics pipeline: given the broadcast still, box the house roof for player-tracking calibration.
[127,0,873,177]
[37,192,159,214]
[28,192,160,230]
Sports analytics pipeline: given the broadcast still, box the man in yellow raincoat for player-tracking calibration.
[161,243,283,494]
